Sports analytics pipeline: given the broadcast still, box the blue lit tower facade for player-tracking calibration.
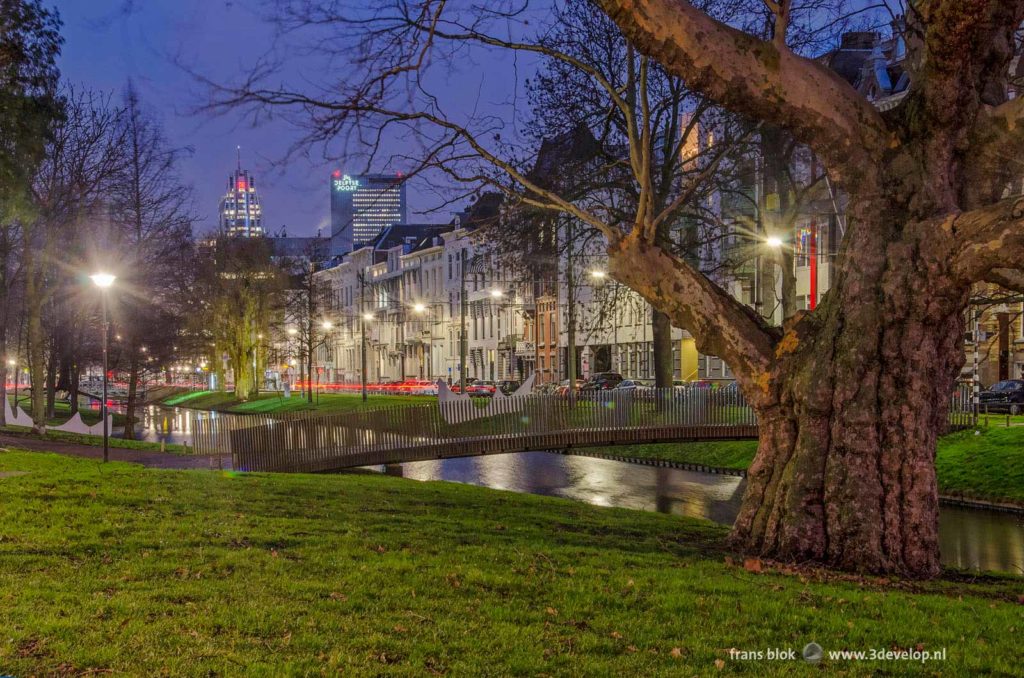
[330,172,407,254]
[219,160,264,237]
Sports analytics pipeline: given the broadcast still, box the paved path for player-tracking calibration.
[0,433,231,470]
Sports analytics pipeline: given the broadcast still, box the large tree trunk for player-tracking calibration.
[651,310,675,387]
[730,205,967,578]
[44,345,57,420]
[609,194,969,577]
[69,362,79,416]
[25,277,46,435]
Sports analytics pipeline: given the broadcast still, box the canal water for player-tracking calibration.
[391,451,1024,574]
[123,406,1024,574]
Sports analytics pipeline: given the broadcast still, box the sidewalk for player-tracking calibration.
[0,433,231,470]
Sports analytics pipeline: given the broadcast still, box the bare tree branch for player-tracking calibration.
[594,0,890,185]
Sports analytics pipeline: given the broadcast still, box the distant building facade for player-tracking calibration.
[330,172,408,255]
[219,166,263,237]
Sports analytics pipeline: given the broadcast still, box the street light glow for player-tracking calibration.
[590,270,607,279]
[287,327,298,336]
[766,236,783,248]
[362,313,374,321]
[90,272,116,288]
[413,303,426,313]
[490,289,503,298]
[6,359,14,367]
[322,320,333,330]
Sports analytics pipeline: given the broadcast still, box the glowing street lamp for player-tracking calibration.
[322,320,333,330]
[590,270,607,280]
[413,303,426,313]
[490,289,503,299]
[766,236,783,249]
[90,272,116,463]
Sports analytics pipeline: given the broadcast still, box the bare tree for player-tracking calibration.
[25,88,125,433]
[280,250,331,403]
[107,84,195,438]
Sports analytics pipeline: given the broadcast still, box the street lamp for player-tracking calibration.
[490,289,503,299]
[412,303,431,379]
[90,272,115,463]
[590,270,621,374]
[766,236,783,249]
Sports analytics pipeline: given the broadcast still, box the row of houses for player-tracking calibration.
[305,194,737,386]
[287,27,1024,389]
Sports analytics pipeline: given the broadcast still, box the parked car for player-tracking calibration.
[449,378,478,394]
[554,379,587,397]
[466,380,497,396]
[614,379,654,395]
[978,379,1024,413]
[580,372,624,392]
[497,380,522,395]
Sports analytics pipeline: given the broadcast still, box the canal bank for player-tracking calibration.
[383,451,1024,574]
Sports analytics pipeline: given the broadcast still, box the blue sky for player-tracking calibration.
[54,0,379,237]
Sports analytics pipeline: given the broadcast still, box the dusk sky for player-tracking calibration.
[53,0,517,237]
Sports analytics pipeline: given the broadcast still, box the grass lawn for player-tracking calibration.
[589,426,1024,507]
[230,392,435,415]
[933,427,1024,505]
[0,450,1020,676]
[161,390,436,415]
[590,439,759,470]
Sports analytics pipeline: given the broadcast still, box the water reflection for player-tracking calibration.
[394,451,1024,574]
[940,506,1024,575]
[115,405,195,445]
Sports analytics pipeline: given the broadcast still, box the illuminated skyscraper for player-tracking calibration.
[219,151,264,237]
[330,172,407,254]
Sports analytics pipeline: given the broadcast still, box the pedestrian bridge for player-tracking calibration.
[190,387,761,472]
[189,384,975,473]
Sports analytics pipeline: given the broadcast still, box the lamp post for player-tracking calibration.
[361,312,373,401]
[90,272,116,463]
[459,249,468,392]
[286,326,298,397]
[319,320,333,402]
[413,303,428,379]
[590,270,620,374]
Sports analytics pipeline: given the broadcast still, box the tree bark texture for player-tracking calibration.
[651,310,674,387]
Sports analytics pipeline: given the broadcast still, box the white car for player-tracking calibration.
[406,380,438,396]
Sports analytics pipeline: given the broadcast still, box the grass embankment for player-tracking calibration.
[163,390,435,415]
[591,426,1024,507]
[0,425,186,453]
[0,451,1020,676]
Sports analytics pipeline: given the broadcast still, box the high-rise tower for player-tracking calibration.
[329,171,407,254]
[219,149,264,237]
